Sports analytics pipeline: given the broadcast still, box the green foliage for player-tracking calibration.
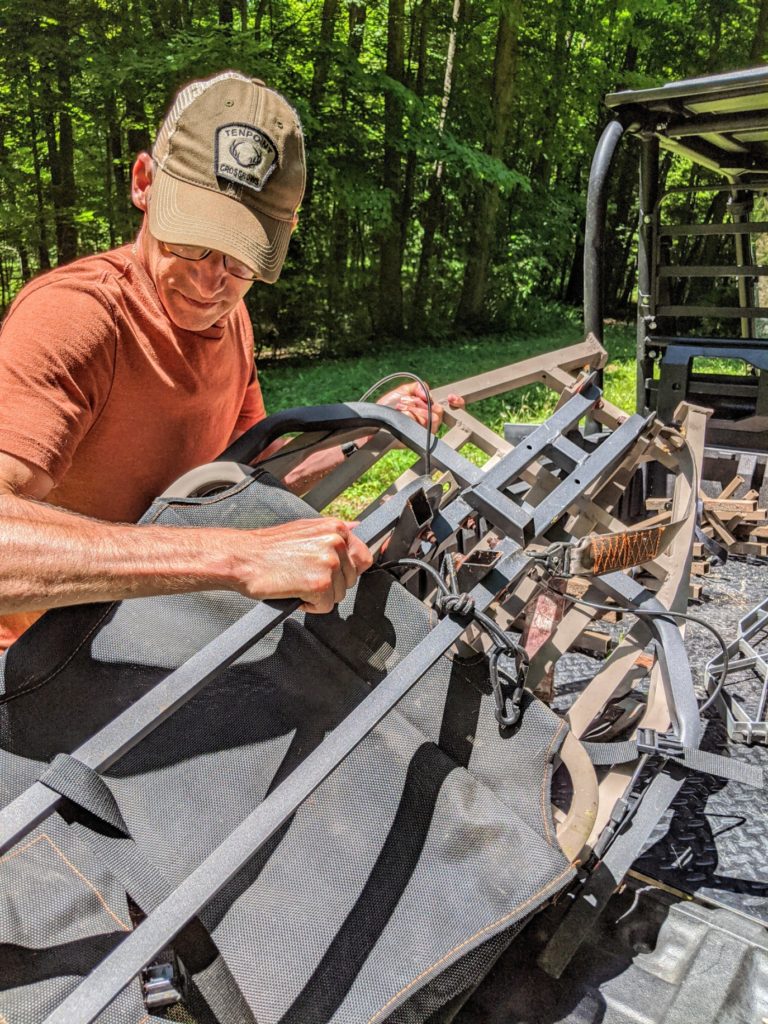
[1,0,767,334]
[257,317,637,517]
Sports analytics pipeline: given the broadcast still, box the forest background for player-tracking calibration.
[1,0,767,358]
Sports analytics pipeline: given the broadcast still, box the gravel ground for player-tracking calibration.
[455,556,768,1024]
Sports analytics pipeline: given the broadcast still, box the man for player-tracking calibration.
[0,71,444,650]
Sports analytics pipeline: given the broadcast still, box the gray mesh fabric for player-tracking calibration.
[0,468,575,1022]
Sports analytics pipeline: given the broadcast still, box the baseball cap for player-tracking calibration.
[150,71,305,284]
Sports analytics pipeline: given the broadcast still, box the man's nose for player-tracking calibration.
[192,252,229,293]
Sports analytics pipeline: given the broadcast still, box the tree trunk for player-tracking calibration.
[301,0,340,215]
[42,10,78,266]
[348,2,367,54]
[411,0,461,334]
[751,0,768,61]
[401,0,430,256]
[529,1,570,190]
[326,3,367,336]
[25,63,51,271]
[219,0,234,29]
[455,0,521,328]
[254,0,269,39]
[105,92,132,245]
[377,0,406,338]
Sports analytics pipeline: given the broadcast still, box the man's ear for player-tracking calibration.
[131,153,154,212]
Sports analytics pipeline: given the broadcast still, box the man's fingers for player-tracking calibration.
[337,538,358,588]
[347,532,373,573]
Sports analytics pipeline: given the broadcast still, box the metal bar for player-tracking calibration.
[0,478,439,858]
[655,304,768,317]
[219,403,483,491]
[584,120,625,349]
[648,333,768,348]
[659,222,768,236]
[530,415,649,539]
[638,132,659,414]
[478,382,600,491]
[428,337,606,406]
[665,110,768,138]
[657,265,768,277]
[43,546,534,1024]
[605,66,768,109]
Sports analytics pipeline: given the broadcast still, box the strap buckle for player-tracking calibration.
[142,961,183,1010]
[635,728,684,759]
[491,646,529,729]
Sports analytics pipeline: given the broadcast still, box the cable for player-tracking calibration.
[381,554,529,727]
[254,430,336,468]
[258,372,434,475]
[358,373,434,477]
[540,578,730,715]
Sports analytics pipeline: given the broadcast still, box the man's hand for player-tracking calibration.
[237,518,373,613]
[375,381,465,433]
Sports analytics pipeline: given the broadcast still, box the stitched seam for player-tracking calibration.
[540,719,567,847]
[0,833,130,931]
[365,865,574,1024]
[0,603,116,704]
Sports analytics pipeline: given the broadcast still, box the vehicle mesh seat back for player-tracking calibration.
[0,470,575,1023]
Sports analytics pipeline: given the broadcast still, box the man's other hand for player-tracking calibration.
[238,518,373,613]
[375,381,465,433]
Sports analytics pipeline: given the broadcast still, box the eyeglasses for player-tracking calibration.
[159,241,260,281]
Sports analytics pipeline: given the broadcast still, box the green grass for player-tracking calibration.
[258,319,638,517]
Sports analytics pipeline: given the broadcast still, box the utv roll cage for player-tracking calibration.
[586,66,768,463]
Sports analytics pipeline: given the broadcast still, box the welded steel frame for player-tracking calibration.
[706,596,768,745]
[0,388,703,1024]
[603,69,768,453]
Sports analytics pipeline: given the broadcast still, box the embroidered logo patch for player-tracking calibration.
[215,124,278,192]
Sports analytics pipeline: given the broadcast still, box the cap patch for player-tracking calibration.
[215,123,278,192]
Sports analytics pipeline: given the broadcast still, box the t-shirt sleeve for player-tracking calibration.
[234,360,267,435]
[0,279,117,484]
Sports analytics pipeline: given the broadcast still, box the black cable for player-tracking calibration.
[358,373,434,477]
[255,429,336,468]
[259,372,434,475]
[381,554,528,727]
[540,578,729,715]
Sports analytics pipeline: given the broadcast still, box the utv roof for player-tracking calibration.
[605,66,768,182]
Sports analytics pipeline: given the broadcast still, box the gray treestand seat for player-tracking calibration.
[0,398,745,1024]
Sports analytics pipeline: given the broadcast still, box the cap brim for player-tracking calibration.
[149,170,292,284]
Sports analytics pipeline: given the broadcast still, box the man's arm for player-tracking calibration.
[0,453,371,616]
[250,383,464,496]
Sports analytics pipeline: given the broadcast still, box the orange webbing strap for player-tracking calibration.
[568,517,688,577]
[573,526,664,575]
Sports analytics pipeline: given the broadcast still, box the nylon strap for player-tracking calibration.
[567,455,696,577]
[39,754,257,1024]
[582,738,763,787]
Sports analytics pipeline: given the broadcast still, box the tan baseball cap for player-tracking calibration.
[150,71,305,283]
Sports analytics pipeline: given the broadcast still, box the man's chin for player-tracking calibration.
[162,294,224,332]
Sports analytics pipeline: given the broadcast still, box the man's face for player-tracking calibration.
[139,224,256,333]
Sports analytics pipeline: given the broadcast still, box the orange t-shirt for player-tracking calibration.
[0,244,266,648]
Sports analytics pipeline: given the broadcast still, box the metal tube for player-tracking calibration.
[637,133,659,413]
[584,118,625,346]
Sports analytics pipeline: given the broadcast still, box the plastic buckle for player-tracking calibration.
[635,728,684,759]
[492,647,529,729]
[142,962,182,1010]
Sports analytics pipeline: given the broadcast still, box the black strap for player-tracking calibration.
[695,499,728,565]
[539,768,686,978]
[39,754,257,1024]
[582,735,763,787]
